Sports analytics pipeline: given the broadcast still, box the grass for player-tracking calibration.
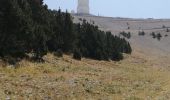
[0,53,170,99]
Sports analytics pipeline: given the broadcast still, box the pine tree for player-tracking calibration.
[0,0,132,62]
[62,10,74,52]
[29,0,49,60]
[47,9,64,52]
[0,0,29,57]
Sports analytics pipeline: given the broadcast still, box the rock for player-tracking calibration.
[6,96,11,100]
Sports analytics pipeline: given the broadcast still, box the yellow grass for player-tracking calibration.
[0,53,170,99]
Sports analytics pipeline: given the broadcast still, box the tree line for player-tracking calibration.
[0,0,132,63]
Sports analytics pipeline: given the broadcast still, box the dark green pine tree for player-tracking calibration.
[32,25,48,60]
[105,32,114,58]
[0,0,30,58]
[0,0,132,62]
[127,42,132,54]
[29,0,50,60]
[47,9,64,52]
[62,10,74,52]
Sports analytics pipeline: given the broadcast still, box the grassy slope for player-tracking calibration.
[0,52,170,100]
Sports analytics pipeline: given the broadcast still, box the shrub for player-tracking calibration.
[111,52,123,61]
[151,32,156,38]
[73,48,81,60]
[138,31,145,36]
[166,28,169,32]
[156,33,162,41]
[119,31,131,39]
[54,49,63,57]
[150,32,162,40]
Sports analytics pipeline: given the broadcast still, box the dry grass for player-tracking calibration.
[0,53,170,99]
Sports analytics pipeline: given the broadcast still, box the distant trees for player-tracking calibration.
[74,21,132,61]
[165,34,168,37]
[138,31,145,36]
[151,32,156,38]
[119,31,131,39]
[150,32,162,41]
[166,28,169,32]
[0,0,132,63]
[162,25,166,28]
[156,33,162,41]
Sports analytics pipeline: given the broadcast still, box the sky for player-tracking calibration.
[44,0,170,19]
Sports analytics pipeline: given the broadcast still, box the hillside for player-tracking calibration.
[0,53,170,99]
[73,15,170,66]
[1,0,170,99]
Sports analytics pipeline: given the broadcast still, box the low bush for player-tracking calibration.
[73,49,81,60]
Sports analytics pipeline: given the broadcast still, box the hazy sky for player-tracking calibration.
[44,0,170,18]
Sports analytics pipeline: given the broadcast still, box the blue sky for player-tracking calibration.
[44,0,170,18]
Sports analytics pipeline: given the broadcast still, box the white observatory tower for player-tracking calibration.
[77,0,89,14]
